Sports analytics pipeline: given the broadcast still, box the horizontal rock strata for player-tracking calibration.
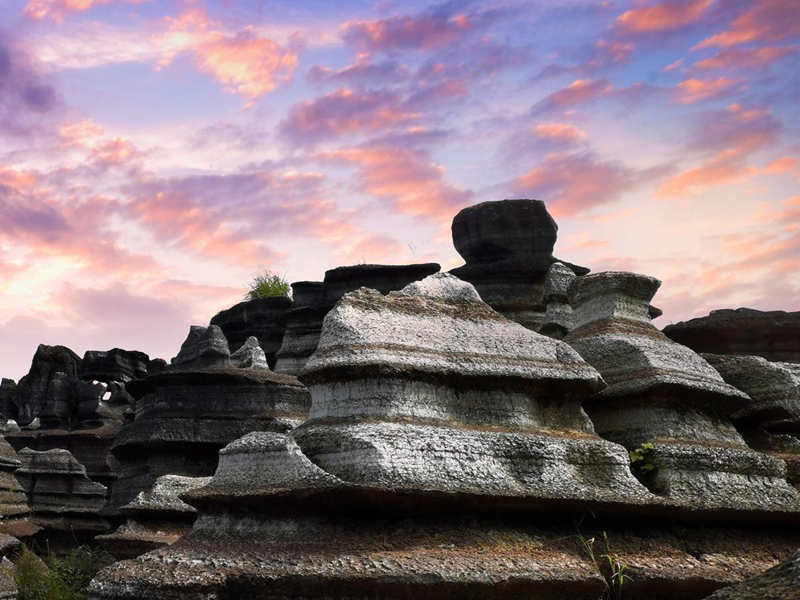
[565,271,800,514]
[663,308,800,363]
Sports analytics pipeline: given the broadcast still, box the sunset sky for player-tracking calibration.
[1,0,798,379]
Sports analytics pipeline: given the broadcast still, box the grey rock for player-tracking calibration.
[541,261,576,339]
[170,325,230,369]
[663,308,800,363]
[0,437,37,541]
[229,336,268,370]
[702,548,800,599]
[97,474,210,560]
[565,271,800,512]
[14,344,81,425]
[15,447,108,539]
[210,296,291,368]
[80,349,150,383]
[449,199,588,331]
[146,358,167,375]
[0,380,15,421]
[274,263,440,374]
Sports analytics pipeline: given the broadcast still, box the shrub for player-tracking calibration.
[245,270,290,300]
[6,546,100,600]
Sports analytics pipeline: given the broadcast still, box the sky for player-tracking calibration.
[0,0,798,380]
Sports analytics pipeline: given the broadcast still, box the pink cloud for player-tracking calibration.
[693,45,796,69]
[657,149,758,197]
[675,76,741,103]
[533,123,587,144]
[511,153,637,217]
[24,0,146,23]
[533,79,612,114]
[663,58,683,71]
[695,0,800,49]
[280,89,420,144]
[615,0,713,33]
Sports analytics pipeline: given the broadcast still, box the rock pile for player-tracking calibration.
[274,263,440,374]
[97,474,210,560]
[210,295,292,368]
[110,325,310,509]
[663,308,800,363]
[564,271,800,512]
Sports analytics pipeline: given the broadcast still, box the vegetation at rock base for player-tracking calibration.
[245,270,290,300]
[5,545,99,600]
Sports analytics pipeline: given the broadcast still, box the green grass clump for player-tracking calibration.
[245,270,290,300]
[6,546,99,600]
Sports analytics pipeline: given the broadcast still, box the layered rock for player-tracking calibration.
[540,261,576,339]
[0,380,15,421]
[663,308,800,363]
[565,271,800,513]
[80,349,149,383]
[13,344,81,426]
[449,199,588,331]
[15,448,108,544]
[97,475,210,560]
[110,326,310,509]
[0,437,39,541]
[209,296,291,368]
[701,548,800,599]
[704,354,800,487]
[274,263,440,374]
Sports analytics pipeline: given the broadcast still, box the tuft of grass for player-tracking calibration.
[245,270,290,300]
[5,545,100,600]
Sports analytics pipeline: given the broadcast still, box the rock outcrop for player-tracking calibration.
[0,437,39,541]
[704,354,800,487]
[274,263,440,374]
[13,344,81,425]
[663,308,800,363]
[209,296,291,368]
[565,271,800,513]
[0,380,16,421]
[80,349,149,383]
[701,548,800,599]
[450,199,588,331]
[110,326,310,509]
[97,475,210,560]
[16,448,108,545]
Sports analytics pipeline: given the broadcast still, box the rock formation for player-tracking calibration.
[12,344,81,426]
[209,296,291,368]
[80,349,150,383]
[110,325,310,509]
[701,548,800,599]
[449,199,588,331]
[540,261,576,339]
[97,474,210,560]
[274,263,440,374]
[663,308,800,363]
[704,354,800,487]
[15,448,108,546]
[0,437,39,541]
[0,380,16,421]
[564,271,800,512]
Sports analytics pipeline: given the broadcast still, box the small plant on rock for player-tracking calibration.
[6,545,100,600]
[629,442,656,478]
[245,270,290,300]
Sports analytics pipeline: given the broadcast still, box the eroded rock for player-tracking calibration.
[170,325,230,369]
[210,296,291,368]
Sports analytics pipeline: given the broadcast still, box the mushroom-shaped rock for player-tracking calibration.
[540,261,576,339]
[0,437,38,541]
[565,271,800,513]
[96,474,210,560]
[449,199,588,331]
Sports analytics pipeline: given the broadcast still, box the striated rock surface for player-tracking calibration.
[16,448,108,544]
[97,474,210,560]
[704,354,800,487]
[540,261,576,339]
[210,296,291,368]
[13,344,81,425]
[0,437,39,541]
[449,199,589,331]
[80,349,149,383]
[274,263,440,374]
[702,548,800,600]
[565,271,800,513]
[0,380,15,421]
[110,326,310,509]
[663,308,800,363]
[170,325,230,369]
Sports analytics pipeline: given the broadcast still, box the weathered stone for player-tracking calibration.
[274,263,440,374]
[110,365,310,510]
[663,308,800,363]
[210,296,291,368]
[229,336,268,370]
[80,349,150,383]
[450,199,588,331]
[540,261,576,339]
[702,548,800,599]
[0,569,14,600]
[704,354,800,488]
[97,475,210,560]
[0,380,15,421]
[170,325,230,369]
[0,437,38,541]
[146,359,166,375]
[14,344,81,425]
[565,271,800,513]
[15,448,108,544]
